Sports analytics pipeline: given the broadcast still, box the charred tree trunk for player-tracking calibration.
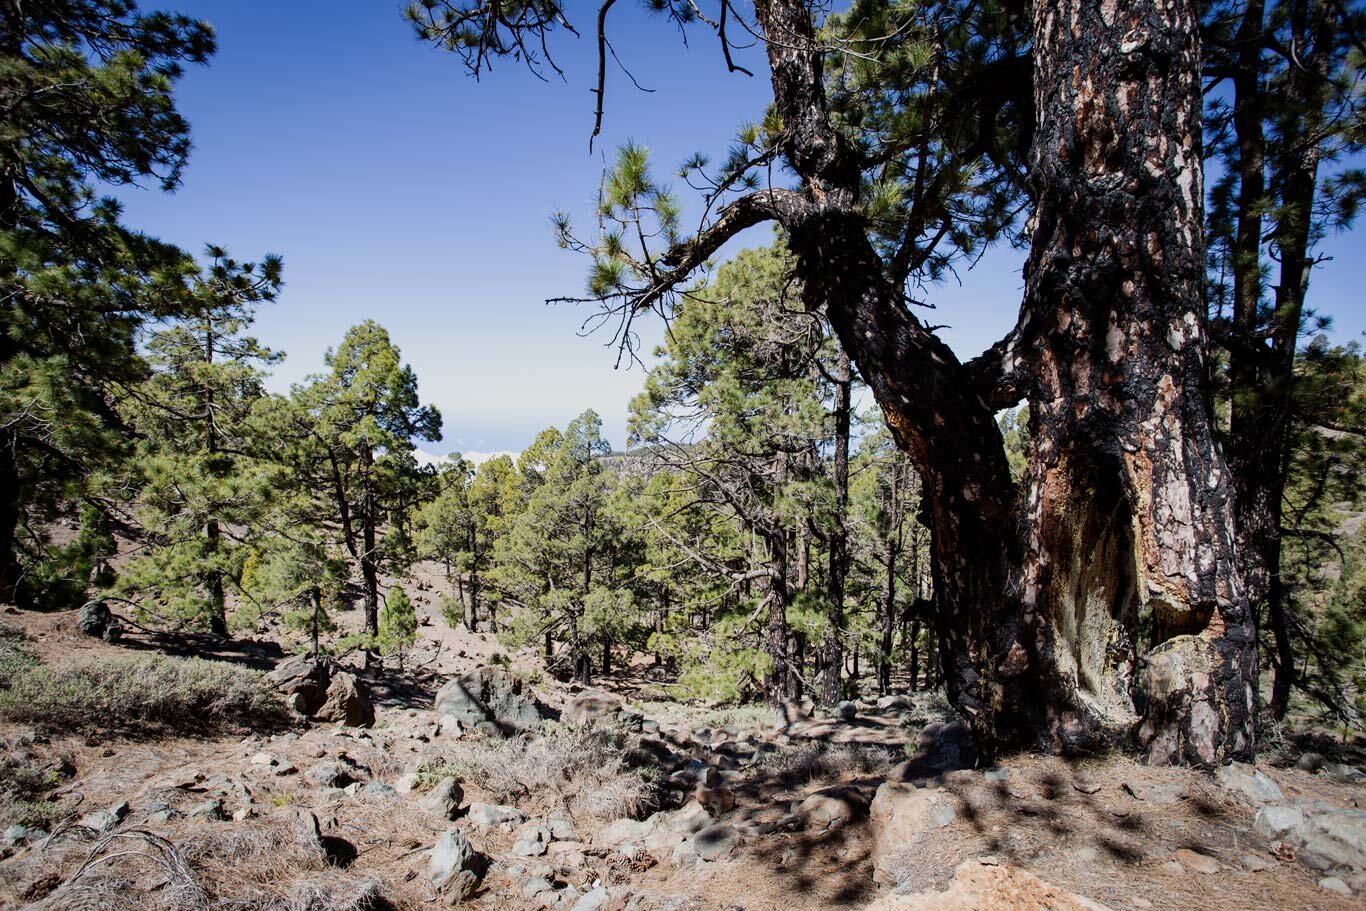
[1002,0,1257,761]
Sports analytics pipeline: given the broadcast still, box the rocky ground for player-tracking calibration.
[1,603,1364,911]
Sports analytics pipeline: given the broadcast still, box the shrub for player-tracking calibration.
[429,725,658,820]
[0,746,72,829]
[0,652,288,734]
[0,622,37,687]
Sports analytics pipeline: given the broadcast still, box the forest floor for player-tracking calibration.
[1,579,1364,911]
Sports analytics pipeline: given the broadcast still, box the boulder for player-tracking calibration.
[305,759,364,789]
[833,701,859,722]
[315,672,374,727]
[513,824,552,857]
[1216,762,1284,806]
[266,655,331,716]
[877,695,913,712]
[864,858,1113,911]
[571,886,611,911]
[564,690,625,726]
[79,800,129,833]
[434,665,544,734]
[466,802,527,829]
[692,824,740,861]
[419,777,463,820]
[800,785,868,830]
[76,600,111,638]
[869,781,961,884]
[1256,800,1366,872]
[428,828,484,899]
[904,721,976,775]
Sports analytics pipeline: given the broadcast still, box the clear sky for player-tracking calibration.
[115,0,1365,457]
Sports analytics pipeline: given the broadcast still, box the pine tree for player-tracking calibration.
[275,321,441,664]
[117,247,282,634]
[0,0,215,605]
[377,585,418,669]
[491,410,632,684]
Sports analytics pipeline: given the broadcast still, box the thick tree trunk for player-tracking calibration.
[684,0,1262,762]
[1001,0,1256,762]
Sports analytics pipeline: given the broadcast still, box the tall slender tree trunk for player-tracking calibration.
[1227,0,1333,720]
[879,546,897,695]
[822,348,852,706]
[0,438,23,606]
[204,322,228,638]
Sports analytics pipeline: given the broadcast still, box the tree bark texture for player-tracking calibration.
[996,0,1256,762]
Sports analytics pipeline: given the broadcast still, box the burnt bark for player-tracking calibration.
[998,0,1256,762]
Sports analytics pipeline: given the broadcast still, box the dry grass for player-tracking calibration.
[428,724,660,821]
[0,653,289,735]
[18,812,420,911]
[751,741,894,786]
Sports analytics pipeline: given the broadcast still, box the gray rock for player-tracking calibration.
[513,824,552,857]
[76,600,111,637]
[905,720,976,773]
[419,777,464,820]
[428,827,483,898]
[833,701,858,722]
[876,695,913,712]
[187,799,226,821]
[360,781,397,800]
[571,886,611,911]
[306,759,363,788]
[434,665,545,734]
[799,786,866,830]
[1216,762,1284,805]
[266,655,331,715]
[564,690,626,726]
[466,802,527,828]
[315,671,374,727]
[524,876,555,898]
[983,767,1011,782]
[692,824,740,861]
[1319,876,1352,896]
[80,800,129,833]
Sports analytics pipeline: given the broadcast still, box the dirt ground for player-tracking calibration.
[2,587,1363,911]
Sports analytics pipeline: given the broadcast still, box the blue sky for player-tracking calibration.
[117,0,1365,456]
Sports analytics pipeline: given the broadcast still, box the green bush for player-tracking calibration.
[0,652,288,734]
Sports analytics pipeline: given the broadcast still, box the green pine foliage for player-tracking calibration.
[377,586,418,666]
[0,0,216,607]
